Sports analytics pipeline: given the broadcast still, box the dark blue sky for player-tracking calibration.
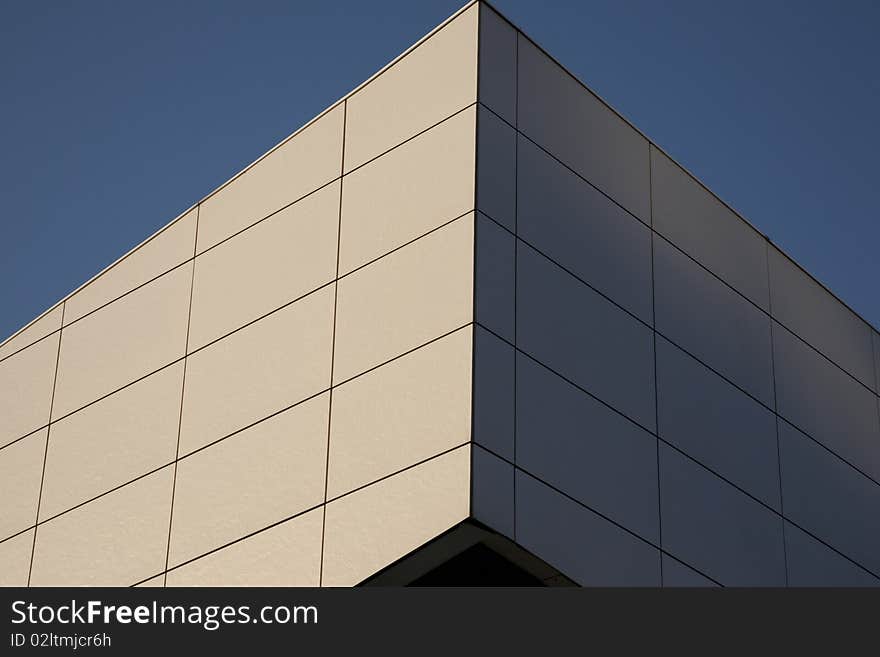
[2,0,878,342]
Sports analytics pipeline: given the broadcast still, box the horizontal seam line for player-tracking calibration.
[479,101,650,229]
[0,99,478,358]
[479,100,879,399]
[2,0,480,351]
[191,0,477,209]
[472,442,723,586]
[476,213,880,486]
[5,103,874,400]
[473,438,878,583]
[193,103,475,255]
[484,313,880,500]
[0,328,63,366]
[0,425,51,453]
[60,259,195,331]
[0,525,36,547]
[5,127,477,364]
[475,318,880,548]
[194,177,342,257]
[132,441,472,586]
[341,102,477,176]
[483,1,880,338]
[0,212,476,449]
[14,324,474,532]
[0,211,196,355]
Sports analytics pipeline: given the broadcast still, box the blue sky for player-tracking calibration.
[1,0,878,341]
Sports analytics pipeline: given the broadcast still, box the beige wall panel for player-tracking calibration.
[65,209,197,325]
[197,105,344,253]
[30,467,173,586]
[52,264,192,420]
[40,362,184,522]
[343,3,478,172]
[0,333,59,448]
[0,429,46,540]
[333,214,474,384]
[0,305,63,361]
[189,182,340,351]
[169,393,328,568]
[339,107,476,275]
[134,575,164,587]
[322,445,470,586]
[328,326,472,499]
[167,508,322,586]
[0,530,35,586]
[179,287,334,456]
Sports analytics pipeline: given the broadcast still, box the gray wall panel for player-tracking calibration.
[516,243,656,431]
[516,35,650,222]
[784,522,878,587]
[773,321,880,481]
[475,212,515,343]
[768,245,875,391]
[472,325,515,461]
[650,147,769,311]
[516,354,659,542]
[661,555,717,587]
[515,471,661,586]
[659,444,786,586]
[656,336,780,510]
[477,108,516,231]
[653,235,774,406]
[472,445,515,539]
[872,330,880,392]
[478,3,517,125]
[778,420,880,576]
[517,135,653,323]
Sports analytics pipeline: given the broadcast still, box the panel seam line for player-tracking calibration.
[26,301,65,587]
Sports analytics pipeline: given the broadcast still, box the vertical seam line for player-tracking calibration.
[319,99,347,587]
[512,28,519,542]
[872,329,880,393]
[649,145,663,586]
[871,331,880,432]
[767,239,789,586]
[26,301,65,587]
[471,2,481,520]
[162,203,200,586]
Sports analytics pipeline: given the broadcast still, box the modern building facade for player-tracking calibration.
[1,1,879,587]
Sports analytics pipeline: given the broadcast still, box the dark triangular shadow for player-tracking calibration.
[358,519,578,586]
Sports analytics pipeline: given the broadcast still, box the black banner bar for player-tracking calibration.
[1,587,876,652]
